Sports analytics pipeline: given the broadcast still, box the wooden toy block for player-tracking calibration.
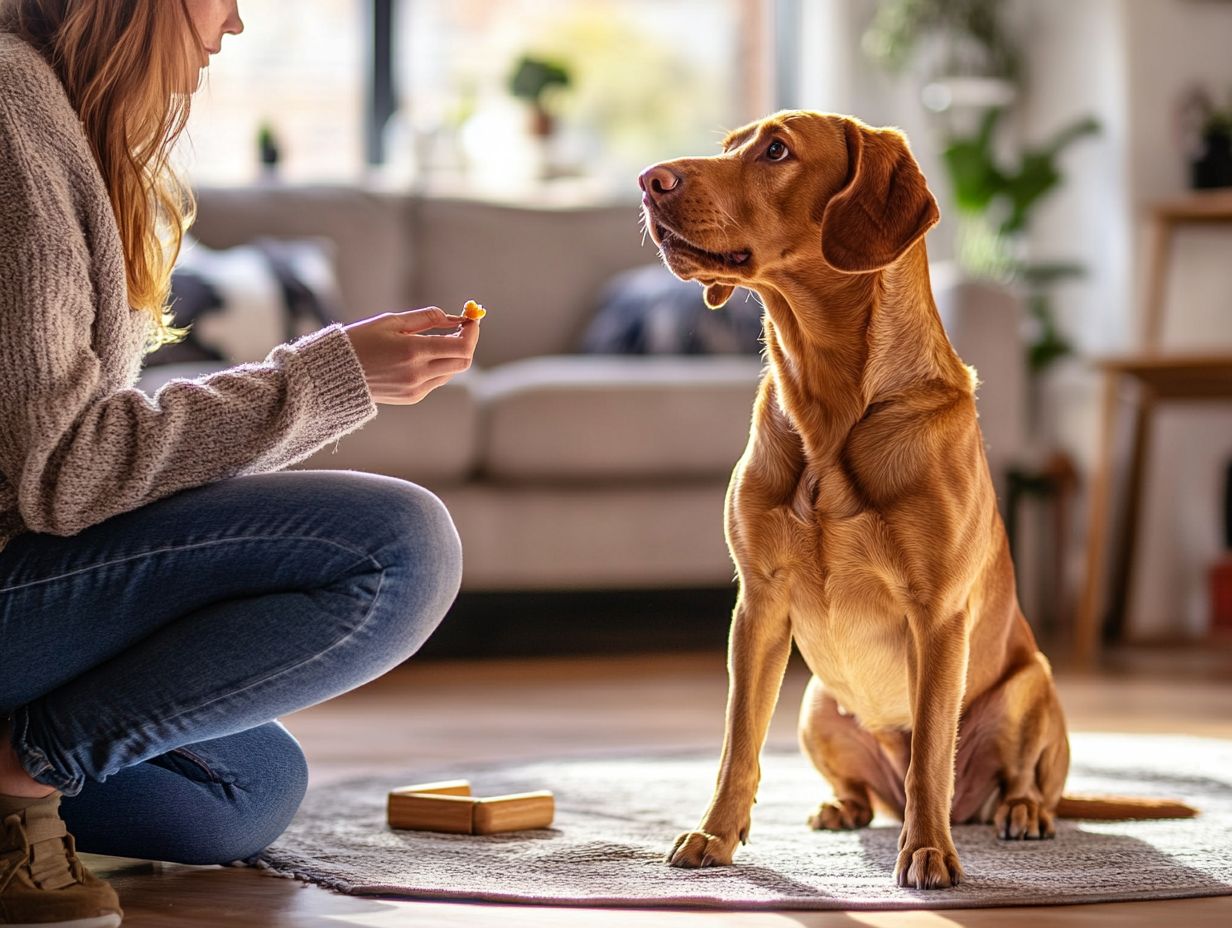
[389,779,472,798]
[387,791,476,834]
[473,790,555,835]
[386,782,555,835]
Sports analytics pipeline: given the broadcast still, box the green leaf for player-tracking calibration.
[508,56,572,102]
[942,108,1006,212]
[998,116,1101,236]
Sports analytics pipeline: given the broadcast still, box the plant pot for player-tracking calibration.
[529,104,554,140]
[1211,555,1232,639]
[1191,128,1232,189]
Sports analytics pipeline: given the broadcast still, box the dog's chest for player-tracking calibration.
[796,629,912,731]
[791,533,915,730]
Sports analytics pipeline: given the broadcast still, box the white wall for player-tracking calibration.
[1015,0,1132,357]
[795,0,956,260]
[1123,0,1232,358]
[1124,0,1232,199]
[1119,0,1232,638]
[794,0,1232,641]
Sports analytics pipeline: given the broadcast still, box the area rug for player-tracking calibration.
[255,733,1232,910]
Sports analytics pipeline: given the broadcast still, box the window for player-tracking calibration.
[181,0,366,185]
[390,0,746,196]
[181,0,764,193]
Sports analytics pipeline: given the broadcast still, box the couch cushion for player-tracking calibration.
[438,481,735,590]
[476,356,763,482]
[192,186,411,323]
[412,198,657,366]
[294,377,479,484]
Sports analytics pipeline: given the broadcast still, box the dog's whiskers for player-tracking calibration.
[637,211,653,248]
[710,202,739,232]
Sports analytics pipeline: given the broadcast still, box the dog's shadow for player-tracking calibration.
[663,820,1232,909]
[849,820,1232,900]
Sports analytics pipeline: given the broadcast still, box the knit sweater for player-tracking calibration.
[0,34,378,556]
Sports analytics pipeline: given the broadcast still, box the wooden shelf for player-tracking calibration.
[1095,353,1232,399]
[1147,189,1232,222]
[1076,194,1232,667]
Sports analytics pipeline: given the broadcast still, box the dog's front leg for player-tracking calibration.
[895,609,969,889]
[667,587,792,868]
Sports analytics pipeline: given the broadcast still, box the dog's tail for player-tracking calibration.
[1057,794,1198,820]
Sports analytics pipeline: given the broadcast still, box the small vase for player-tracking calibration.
[529,104,554,140]
[1191,128,1232,189]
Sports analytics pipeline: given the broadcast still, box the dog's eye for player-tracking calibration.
[766,140,790,162]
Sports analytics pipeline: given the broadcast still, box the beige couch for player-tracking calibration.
[138,186,1025,593]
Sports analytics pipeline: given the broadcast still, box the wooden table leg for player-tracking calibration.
[1050,452,1079,637]
[1075,371,1120,667]
[1105,389,1156,641]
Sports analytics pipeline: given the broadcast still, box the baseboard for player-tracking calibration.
[417,586,737,659]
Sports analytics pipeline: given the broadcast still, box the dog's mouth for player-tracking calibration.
[648,219,752,273]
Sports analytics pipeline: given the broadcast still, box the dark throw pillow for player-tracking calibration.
[579,264,763,356]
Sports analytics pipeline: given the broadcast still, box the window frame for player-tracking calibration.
[367,0,396,165]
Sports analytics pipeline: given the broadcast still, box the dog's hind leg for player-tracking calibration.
[799,676,907,830]
[990,651,1070,839]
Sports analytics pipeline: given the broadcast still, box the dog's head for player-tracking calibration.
[639,111,939,309]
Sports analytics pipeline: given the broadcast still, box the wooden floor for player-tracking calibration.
[87,649,1232,927]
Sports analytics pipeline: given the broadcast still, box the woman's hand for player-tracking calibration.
[343,307,480,406]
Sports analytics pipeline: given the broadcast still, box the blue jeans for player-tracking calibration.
[0,470,462,864]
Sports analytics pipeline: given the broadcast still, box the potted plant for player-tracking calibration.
[257,120,281,175]
[865,0,1100,384]
[508,54,571,139]
[1180,87,1232,190]
[942,108,1100,327]
[941,107,1100,432]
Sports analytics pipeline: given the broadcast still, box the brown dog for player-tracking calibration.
[639,111,1194,889]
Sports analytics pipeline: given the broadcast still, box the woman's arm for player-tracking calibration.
[0,98,377,538]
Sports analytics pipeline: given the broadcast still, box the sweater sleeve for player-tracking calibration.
[0,90,378,538]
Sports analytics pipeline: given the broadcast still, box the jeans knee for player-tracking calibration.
[365,481,462,656]
[61,723,310,865]
[188,724,309,864]
[227,724,309,861]
[304,474,461,675]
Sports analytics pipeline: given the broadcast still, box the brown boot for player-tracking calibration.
[0,792,122,927]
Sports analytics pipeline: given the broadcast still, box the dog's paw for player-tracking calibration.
[666,830,738,868]
[808,798,873,831]
[894,844,964,889]
[994,797,1055,840]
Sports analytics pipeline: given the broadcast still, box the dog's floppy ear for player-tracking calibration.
[703,282,735,309]
[820,120,939,273]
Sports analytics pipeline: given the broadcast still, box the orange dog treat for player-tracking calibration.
[463,300,487,320]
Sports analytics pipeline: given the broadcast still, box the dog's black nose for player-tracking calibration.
[639,165,682,199]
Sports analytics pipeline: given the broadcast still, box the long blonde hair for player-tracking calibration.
[4,0,200,350]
